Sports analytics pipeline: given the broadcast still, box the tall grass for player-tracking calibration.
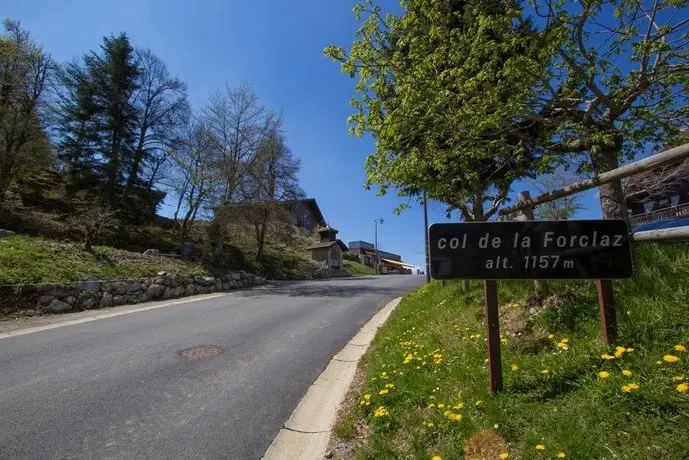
[333,244,689,459]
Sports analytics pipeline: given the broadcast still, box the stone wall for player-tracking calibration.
[0,271,266,316]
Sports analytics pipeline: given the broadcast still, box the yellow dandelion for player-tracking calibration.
[557,342,569,350]
[561,338,569,343]
[432,456,442,460]
[500,453,509,459]
[602,353,616,360]
[656,360,662,365]
[511,364,519,371]
[622,370,633,377]
[676,383,689,393]
[437,403,445,409]
[379,389,389,395]
[427,422,434,427]
[385,383,394,388]
[541,369,550,375]
[427,403,436,408]
[547,334,554,339]
[373,406,388,417]
[475,400,483,407]
[557,453,566,458]
[673,376,685,381]
[364,394,371,399]
[599,371,610,379]
[664,355,680,363]
[626,348,634,353]
[536,444,545,450]
[674,344,687,353]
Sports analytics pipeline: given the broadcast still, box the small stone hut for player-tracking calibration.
[309,226,348,269]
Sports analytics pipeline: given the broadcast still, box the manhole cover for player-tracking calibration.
[179,345,224,360]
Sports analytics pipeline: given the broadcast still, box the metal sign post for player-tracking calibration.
[429,220,633,393]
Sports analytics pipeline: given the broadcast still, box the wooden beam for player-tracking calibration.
[631,226,689,242]
[500,142,689,216]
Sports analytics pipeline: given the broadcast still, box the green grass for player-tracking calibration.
[345,259,377,276]
[334,244,689,460]
[0,234,211,285]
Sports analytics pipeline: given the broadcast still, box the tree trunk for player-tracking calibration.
[256,208,269,261]
[591,148,628,221]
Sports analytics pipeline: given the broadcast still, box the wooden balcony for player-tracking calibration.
[630,202,689,227]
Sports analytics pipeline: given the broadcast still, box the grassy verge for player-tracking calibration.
[345,259,377,276]
[0,234,211,285]
[332,244,689,460]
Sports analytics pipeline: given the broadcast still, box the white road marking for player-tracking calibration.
[0,293,227,340]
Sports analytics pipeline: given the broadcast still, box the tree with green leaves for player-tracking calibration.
[0,19,53,201]
[508,0,689,220]
[57,33,141,203]
[325,0,556,221]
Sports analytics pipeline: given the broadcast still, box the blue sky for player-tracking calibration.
[6,0,601,268]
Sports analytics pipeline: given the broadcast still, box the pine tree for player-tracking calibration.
[57,33,141,203]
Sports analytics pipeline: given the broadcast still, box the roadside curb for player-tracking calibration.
[262,297,402,460]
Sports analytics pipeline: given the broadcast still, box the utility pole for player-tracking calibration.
[423,191,430,282]
[374,218,383,274]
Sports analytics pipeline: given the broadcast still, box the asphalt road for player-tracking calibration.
[0,275,424,460]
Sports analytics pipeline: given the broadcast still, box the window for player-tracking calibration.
[671,195,680,206]
[643,200,654,213]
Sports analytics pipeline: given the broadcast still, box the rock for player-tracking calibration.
[45,286,75,298]
[147,284,165,299]
[228,272,241,281]
[125,282,142,294]
[325,450,334,459]
[64,296,77,306]
[163,287,174,299]
[77,276,102,294]
[221,282,230,290]
[186,284,196,296]
[157,271,167,276]
[101,293,114,307]
[140,284,148,292]
[173,286,185,297]
[38,295,56,306]
[153,277,165,286]
[239,271,248,280]
[112,295,125,306]
[304,273,313,280]
[80,298,96,309]
[47,299,71,313]
[215,280,222,290]
[247,274,256,285]
[144,249,160,256]
[255,276,266,286]
[229,281,239,289]
[202,276,216,286]
[137,293,149,303]
[0,229,16,239]
[112,284,127,296]
[238,280,247,288]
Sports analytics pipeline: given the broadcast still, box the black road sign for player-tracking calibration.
[429,220,633,280]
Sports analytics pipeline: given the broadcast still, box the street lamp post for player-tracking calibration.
[374,218,383,274]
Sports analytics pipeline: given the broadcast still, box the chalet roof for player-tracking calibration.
[309,240,349,251]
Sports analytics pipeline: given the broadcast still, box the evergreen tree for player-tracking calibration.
[57,33,141,203]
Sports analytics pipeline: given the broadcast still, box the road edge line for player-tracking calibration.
[262,296,402,460]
